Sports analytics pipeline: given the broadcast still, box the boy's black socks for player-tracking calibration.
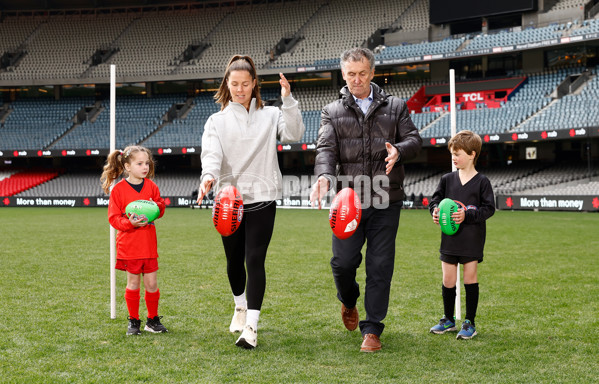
[464,283,479,326]
[442,285,456,321]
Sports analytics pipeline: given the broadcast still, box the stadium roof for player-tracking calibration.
[0,0,261,12]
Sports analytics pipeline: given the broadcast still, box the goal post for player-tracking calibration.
[109,64,116,319]
[449,68,461,321]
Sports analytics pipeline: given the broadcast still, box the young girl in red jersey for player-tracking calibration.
[101,145,168,335]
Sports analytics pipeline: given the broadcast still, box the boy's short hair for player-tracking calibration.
[448,130,482,165]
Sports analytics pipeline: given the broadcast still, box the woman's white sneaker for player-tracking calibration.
[229,307,247,333]
[235,325,257,349]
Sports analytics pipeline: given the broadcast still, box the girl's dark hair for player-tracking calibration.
[100,145,155,194]
[214,55,263,111]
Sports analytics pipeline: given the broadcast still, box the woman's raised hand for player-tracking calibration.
[279,73,291,98]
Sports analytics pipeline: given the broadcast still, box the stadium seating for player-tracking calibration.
[402,162,599,197]
[394,0,430,32]
[569,18,599,36]
[492,163,599,194]
[154,172,201,196]
[0,170,60,196]
[51,94,185,149]
[384,81,430,100]
[465,25,564,52]
[0,170,17,182]
[1,66,595,150]
[298,110,321,143]
[90,10,228,78]
[142,93,218,148]
[18,172,103,197]
[420,67,584,138]
[527,179,599,195]
[0,98,93,150]
[549,0,589,11]
[0,16,42,56]
[376,38,466,61]
[271,0,412,69]
[19,171,202,197]
[0,0,591,80]
[516,67,599,132]
[182,1,324,74]
[0,15,132,80]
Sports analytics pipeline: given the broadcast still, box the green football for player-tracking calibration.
[125,200,160,223]
[438,198,459,235]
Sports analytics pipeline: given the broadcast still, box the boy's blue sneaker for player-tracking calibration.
[456,320,477,340]
[429,316,457,334]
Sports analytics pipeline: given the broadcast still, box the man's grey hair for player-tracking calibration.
[340,47,375,71]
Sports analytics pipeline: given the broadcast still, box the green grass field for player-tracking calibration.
[0,207,597,383]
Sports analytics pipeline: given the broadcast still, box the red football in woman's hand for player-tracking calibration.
[212,185,243,237]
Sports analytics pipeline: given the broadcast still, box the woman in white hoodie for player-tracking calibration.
[197,55,305,349]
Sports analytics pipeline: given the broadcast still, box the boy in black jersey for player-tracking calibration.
[428,130,495,339]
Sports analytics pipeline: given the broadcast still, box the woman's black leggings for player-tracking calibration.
[221,201,276,311]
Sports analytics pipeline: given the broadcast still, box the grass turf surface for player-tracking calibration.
[0,207,597,383]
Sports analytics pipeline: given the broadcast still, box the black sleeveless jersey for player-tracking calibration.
[430,171,495,259]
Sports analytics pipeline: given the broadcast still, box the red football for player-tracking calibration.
[329,187,361,240]
[212,185,244,237]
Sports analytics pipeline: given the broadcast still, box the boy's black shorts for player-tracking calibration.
[440,253,483,264]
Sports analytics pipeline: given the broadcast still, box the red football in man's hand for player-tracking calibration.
[212,185,243,237]
[329,187,361,240]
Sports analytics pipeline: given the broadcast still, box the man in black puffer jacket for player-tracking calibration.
[310,47,422,352]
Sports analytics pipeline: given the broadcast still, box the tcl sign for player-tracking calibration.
[463,93,483,102]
